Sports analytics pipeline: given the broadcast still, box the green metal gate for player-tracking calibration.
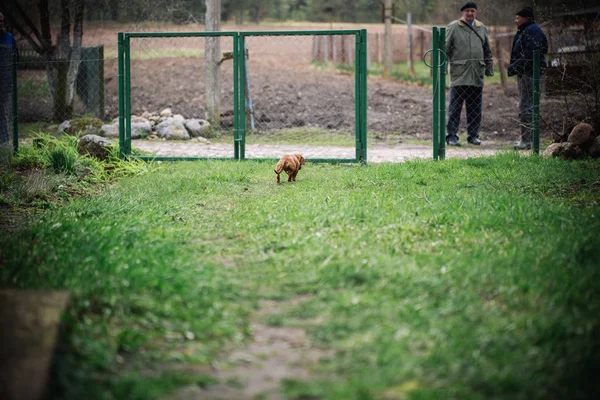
[118,30,368,163]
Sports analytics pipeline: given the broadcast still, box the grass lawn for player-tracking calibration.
[1,153,600,399]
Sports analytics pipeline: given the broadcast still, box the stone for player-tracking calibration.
[543,143,563,157]
[160,108,173,118]
[131,121,152,139]
[184,119,212,138]
[101,123,119,138]
[568,122,595,146]
[77,134,114,160]
[156,119,190,140]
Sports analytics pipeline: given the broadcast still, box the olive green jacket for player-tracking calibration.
[445,19,494,87]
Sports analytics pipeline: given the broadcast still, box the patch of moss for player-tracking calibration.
[66,117,104,136]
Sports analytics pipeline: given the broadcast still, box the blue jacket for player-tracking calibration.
[508,20,548,77]
[0,30,17,53]
[0,31,18,83]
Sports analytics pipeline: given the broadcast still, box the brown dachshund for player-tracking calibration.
[274,153,306,184]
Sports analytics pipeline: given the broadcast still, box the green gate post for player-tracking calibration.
[431,28,439,161]
[355,32,361,163]
[118,33,125,158]
[12,47,18,154]
[239,34,247,160]
[532,50,540,155]
[438,27,447,160]
[360,29,368,164]
[233,33,240,160]
[124,35,132,156]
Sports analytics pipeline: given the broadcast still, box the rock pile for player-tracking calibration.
[543,122,599,160]
[60,108,213,142]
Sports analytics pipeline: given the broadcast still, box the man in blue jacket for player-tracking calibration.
[507,6,548,150]
[0,11,18,146]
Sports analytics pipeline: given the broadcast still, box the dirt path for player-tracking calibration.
[164,296,328,400]
[133,140,508,162]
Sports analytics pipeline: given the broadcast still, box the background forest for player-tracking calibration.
[8,0,600,27]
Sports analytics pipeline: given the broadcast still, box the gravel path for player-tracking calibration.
[133,140,507,162]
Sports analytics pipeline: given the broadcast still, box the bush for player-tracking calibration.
[48,148,78,174]
[13,145,46,170]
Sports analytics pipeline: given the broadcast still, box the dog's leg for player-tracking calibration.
[276,173,281,184]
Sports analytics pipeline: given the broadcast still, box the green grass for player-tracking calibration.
[1,154,600,399]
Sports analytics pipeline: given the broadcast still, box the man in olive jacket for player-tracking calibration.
[445,2,494,146]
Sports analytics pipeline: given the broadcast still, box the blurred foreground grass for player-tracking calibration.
[1,152,599,399]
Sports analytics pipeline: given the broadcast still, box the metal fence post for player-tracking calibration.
[12,48,18,155]
[532,50,540,155]
[438,27,447,161]
[432,27,439,161]
[124,35,132,156]
[360,29,368,165]
[239,34,246,160]
[233,33,240,160]
[118,32,125,158]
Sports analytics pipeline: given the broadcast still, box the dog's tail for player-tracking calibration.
[274,160,285,174]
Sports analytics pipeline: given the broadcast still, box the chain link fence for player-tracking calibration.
[9,19,599,162]
[241,32,362,161]
[1,42,17,163]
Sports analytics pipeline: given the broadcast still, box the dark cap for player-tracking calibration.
[460,2,477,11]
[516,7,534,19]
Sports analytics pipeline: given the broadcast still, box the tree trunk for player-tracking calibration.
[50,0,84,122]
[205,0,221,126]
[109,0,119,21]
[383,0,392,78]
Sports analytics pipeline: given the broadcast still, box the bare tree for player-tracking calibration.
[383,0,392,78]
[205,0,221,126]
[6,0,84,122]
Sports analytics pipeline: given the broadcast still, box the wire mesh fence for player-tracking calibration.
[118,30,366,162]
[8,21,599,163]
[241,32,361,161]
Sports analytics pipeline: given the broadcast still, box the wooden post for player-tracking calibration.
[205,0,221,126]
[332,35,337,64]
[347,35,354,65]
[376,33,382,63]
[494,29,507,88]
[407,12,415,76]
[341,34,347,65]
[312,35,319,61]
[383,0,393,78]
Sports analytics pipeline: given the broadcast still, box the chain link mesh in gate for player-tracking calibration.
[241,33,359,161]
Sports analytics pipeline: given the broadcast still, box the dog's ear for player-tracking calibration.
[300,155,306,165]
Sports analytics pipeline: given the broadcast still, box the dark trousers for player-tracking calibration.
[446,85,483,141]
[517,75,534,143]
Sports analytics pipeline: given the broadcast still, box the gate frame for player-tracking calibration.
[118,30,368,163]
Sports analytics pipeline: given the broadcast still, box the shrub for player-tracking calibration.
[13,145,46,169]
[48,148,78,174]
